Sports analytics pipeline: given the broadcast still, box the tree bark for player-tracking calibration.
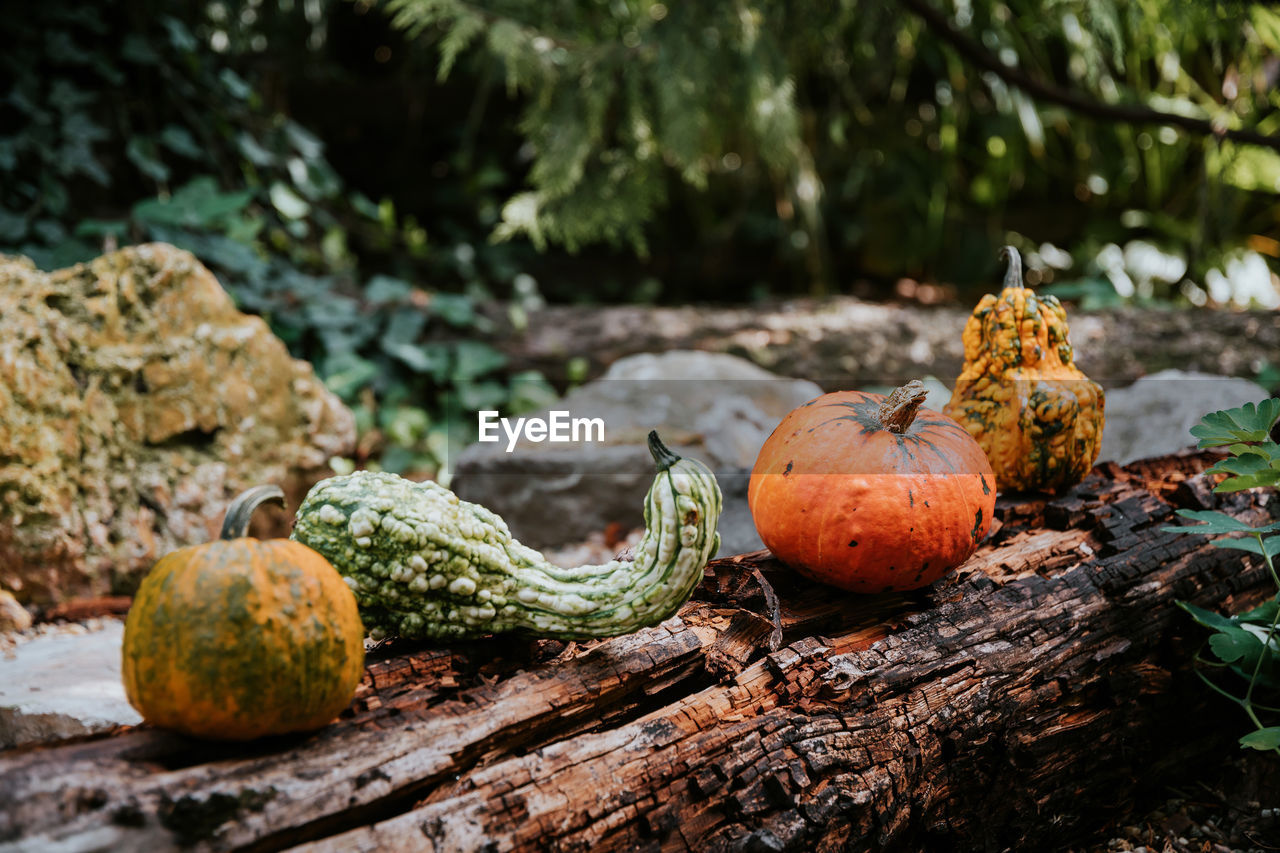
[0,450,1276,853]
[484,298,1280,390]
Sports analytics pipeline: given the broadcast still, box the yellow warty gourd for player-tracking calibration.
[943,246,1105,493]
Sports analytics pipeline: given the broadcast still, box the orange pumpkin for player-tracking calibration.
[748,380,996,592]
[122,485,365,740]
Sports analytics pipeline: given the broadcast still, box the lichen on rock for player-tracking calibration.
[0,243,355,604]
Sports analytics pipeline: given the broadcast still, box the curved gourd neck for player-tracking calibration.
[220,485,286,540]
[647,430,681,471]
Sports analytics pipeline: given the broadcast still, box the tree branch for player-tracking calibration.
[902,0,1280,152]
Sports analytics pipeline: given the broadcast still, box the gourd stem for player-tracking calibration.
[647,430,681,471]
[999,245,1024,289]
[877,380,928,434]
[220,485,285,540]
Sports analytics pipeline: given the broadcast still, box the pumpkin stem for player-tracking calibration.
[647,430,681,472]
[999,245,1024,289]
[877,380,928,434]
[220,485,286,540]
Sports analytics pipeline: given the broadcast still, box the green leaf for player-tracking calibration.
[1206,443,1280,491]
[284,121,324,160]
[450,341,507,382]
[365,275,413,304]
[383,309,427,345]
[322,353,380,400]
[159,125,202,159]
[430,293,476,327]
[269,182,310,220]
[161,17,197,53]
[455,379,509,412]
[125,138,169,183]
[1177,600,1238,633]
[1190,398,1280,447]
[74,218,127,240]
[219,68,253,101]
[1239,727,1280,751]
[121,33,160,64]
[237,132,276,167]
[1163,509,1270,535]
[1211,535,1280,558]
[0,208,28,242]
[1238,596,1280,625]
[507,370,560,415]
[1207,624,1263,664]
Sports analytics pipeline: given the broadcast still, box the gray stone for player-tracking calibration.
[453,351,824,554]
[1097,370,1272,465]
[0,620,141,748]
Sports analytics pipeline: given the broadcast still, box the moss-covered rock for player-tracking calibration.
[0,244,355,604]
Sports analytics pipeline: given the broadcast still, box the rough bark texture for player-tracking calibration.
[1,451,1277,853]
[485,298,1280,388]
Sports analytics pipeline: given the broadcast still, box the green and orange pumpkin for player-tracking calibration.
[748,380,996,592]
[122,485,365,741]
[943,245,1105,492]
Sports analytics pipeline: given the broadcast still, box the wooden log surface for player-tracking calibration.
[483,298,1280,389]
[1,450,1277,853]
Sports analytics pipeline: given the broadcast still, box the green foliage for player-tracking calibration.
[1165,398,1280,754]
[385,0,1280,293]
[0,0,557,478]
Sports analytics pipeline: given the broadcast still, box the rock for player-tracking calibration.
[0,619,142,748]
[1097,370,1272,465]
[453,351,823,554]
[0,590,31,633]
[0,244,355,604]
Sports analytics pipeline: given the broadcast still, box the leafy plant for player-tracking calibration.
[384,0,1280,293]
[0,0,558,480]
[1165,398,1280,755]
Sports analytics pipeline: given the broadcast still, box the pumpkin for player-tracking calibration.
[292,431,722,641]
[748,380,996,592]
[122,485,365,741]
[943,245,1105,492]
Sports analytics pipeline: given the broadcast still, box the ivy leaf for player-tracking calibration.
[1239,727,1280,751]
[321,352,379,401]
[382,310,428,346]
[365,275,413,305]
[430,293,476,327]
[451,341,507,382]
[1190,398,1280,447]
[382,342,441,375]
[159,125,202,159]
[126,138,170,183]
[269,182,310,220]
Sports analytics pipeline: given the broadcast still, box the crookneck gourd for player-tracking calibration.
[122,486,365,741]
[943,246,1105,493]
[749,380,996,593]
[292,431,722,641]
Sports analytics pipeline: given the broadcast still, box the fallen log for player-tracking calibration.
[481,297,1280,390]
[0,450,1275,852]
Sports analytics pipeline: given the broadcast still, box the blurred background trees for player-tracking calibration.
[3,0,1278,473]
